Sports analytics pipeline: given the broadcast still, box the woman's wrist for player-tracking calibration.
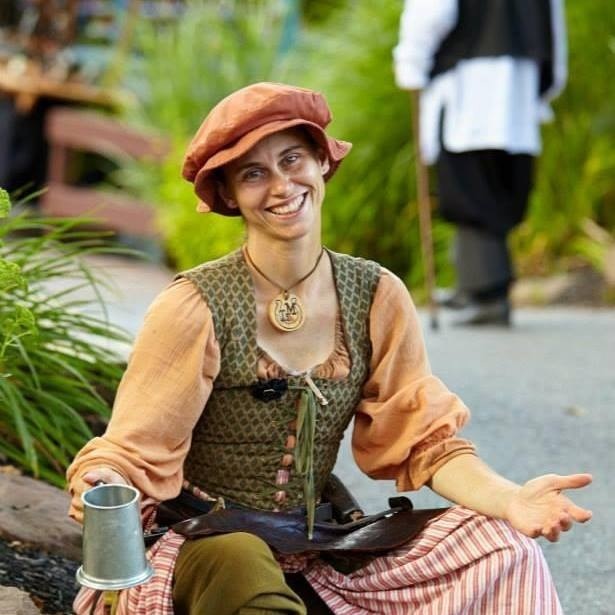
[430,455,522,519]
[493,483,522,521]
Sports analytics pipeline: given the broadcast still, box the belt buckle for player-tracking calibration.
[211,496,226,512]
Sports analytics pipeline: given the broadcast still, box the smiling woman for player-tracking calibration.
[219,128,329,240]
[67,83,591,615]
[217,128,330,335]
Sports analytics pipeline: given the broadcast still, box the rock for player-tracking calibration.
[0,586,41,614]
[604,245,615,287]
[565,405,587,417]
[0,473,81,560]
[511,274,571,306]
[512,268,607,306]
[0,536,79,614]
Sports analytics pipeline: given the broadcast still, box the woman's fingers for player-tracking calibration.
[82,467,127,487]
[550,473,593,491]
[540,514,568,542]
[541,525,561,542]
[545,474,593,524]
[540,507,587,542]
[68,468,128,524]
[558,512,573,533]
[566,502,593,523]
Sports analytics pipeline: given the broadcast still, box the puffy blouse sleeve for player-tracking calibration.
[66,277,220,520]
[352,269,476,491]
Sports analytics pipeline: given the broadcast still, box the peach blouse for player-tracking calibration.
[67,268,475,519]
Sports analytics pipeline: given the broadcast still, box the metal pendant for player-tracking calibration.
[268,291,305,332]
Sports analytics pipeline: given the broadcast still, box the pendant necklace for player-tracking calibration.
[244,247,325,332]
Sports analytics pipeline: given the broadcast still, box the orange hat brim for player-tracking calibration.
[192,118,351,215]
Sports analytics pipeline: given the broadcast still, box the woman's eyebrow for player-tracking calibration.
[233,161,260,173]
[233,144,305,173]
[278,143,305,157]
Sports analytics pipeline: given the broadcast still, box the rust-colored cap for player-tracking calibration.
[182,82,352,215]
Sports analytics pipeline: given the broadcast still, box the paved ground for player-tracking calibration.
[337,307,615,615]
[78,255,614,614]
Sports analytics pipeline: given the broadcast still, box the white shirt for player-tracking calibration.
[393,0,567,163]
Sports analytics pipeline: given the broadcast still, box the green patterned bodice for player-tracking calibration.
[179,248,380,514]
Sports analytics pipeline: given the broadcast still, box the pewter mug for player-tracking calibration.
[76,483,154,590]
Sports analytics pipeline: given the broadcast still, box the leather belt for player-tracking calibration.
[145,489,335,547]
[171,498,448,556]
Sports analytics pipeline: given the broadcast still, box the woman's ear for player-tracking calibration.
[319,151,331,176]
[216,181,238,210]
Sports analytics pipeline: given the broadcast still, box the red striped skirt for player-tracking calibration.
[74,507,562,615]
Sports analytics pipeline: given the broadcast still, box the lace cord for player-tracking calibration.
[291,374,328,540]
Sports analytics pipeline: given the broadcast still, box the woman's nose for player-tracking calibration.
[270,169,292,195]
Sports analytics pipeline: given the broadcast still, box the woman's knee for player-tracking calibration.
[480,515,545,565]
[177,532,278,581]
[173,533,304,615]
[211,532,274,561]
[508,527,544,565]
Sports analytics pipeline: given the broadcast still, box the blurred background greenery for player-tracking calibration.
[115,0,615,294]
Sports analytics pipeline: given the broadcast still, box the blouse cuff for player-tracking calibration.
[399,438,477,492]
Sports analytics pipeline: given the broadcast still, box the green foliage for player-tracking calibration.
[300,0,339,25]
[284,0,454,289]
[118,145,245,270]
[120,0,614,287]
[124,0,450,286]
[0,188,9,217]
[0,189,36,359]
[289,0,615,287]
[0,192,131,486]
[118,0,294,269]
[126,0,291,135]
[513,0,615,275]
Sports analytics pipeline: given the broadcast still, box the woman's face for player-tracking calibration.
[218,128,330,242]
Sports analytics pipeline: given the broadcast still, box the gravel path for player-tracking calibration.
[0,537,79,614]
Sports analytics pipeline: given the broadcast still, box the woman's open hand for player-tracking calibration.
[505,473,592,542]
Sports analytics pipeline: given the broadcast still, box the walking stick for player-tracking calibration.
[410,91,439,330]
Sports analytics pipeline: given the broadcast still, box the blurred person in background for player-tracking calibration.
[0,0,82,197]
[394,0,567,326]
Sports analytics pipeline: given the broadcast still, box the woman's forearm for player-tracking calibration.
[429,454,521,519]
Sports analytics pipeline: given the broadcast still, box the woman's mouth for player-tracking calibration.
[267,193,307,216]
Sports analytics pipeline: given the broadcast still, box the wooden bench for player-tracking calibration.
[41,107,169,237]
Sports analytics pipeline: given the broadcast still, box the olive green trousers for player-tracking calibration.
[172,532,307,615]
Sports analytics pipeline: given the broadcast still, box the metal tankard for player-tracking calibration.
[76,483,154,590]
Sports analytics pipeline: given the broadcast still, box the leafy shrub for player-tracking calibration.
[0,189,131,486]
[513,0,615,275]
[288,0,454,289]
[120,0,452,287]
[291,0,615,287]
[120,0,615,288]
[118,0,295,269]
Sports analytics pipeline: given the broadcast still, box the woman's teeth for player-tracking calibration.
[269,194,305,215]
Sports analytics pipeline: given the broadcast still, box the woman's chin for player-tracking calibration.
[263,208,319,239]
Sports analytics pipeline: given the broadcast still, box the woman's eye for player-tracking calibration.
[242,169,264,182]
[284,153,301,166]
